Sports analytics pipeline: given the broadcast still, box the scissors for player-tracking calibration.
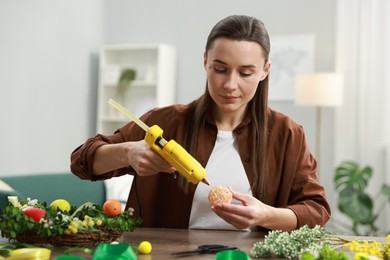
[172,244,239,256]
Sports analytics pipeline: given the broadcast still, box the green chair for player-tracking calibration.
[0,173,106,208]
[0,189,24,209]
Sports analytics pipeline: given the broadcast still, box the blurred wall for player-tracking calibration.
[0,0,104,175]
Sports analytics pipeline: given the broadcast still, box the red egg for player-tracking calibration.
[23,208,46,222]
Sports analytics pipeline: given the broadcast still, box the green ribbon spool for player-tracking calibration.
[92,244,136,260]
[215,250,251,260]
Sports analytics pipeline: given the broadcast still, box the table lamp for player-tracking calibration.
[294,73,343,170]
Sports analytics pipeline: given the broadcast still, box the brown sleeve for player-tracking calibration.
[285,127,331,227]
[70,111,151,181]
[70,133,131,181]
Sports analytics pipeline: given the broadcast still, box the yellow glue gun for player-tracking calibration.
[108,99,210,185]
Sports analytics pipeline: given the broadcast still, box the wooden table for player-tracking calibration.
[45,228,387,259]
[123,228,265,259]
[51,228,265,259]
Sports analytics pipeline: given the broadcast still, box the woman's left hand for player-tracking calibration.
[211,188,297,231]
[210,188,271,230]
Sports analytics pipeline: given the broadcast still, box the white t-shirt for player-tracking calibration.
[189,130,252,230]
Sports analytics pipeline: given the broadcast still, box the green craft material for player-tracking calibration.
[215,250,251,260]
[92,243,136,260]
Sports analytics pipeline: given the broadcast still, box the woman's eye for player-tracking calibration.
[240,72,253,77]
[214,67,226,73]
[212,66,253,77]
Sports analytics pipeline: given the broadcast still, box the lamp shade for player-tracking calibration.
[295,73,343,107]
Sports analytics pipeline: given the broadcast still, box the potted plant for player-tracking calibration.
[117,68,136,102]
[333,160,390,235]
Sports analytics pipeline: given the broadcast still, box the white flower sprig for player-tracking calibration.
[251,225,326,259]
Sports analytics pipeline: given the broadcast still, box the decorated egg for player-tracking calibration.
[23,208,46,222]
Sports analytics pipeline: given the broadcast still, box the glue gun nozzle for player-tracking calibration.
[201,178,210,186]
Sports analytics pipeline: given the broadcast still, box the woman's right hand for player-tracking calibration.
[92,140,175,176]
[127,140,175,176]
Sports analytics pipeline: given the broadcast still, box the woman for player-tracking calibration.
[71,15,331,232]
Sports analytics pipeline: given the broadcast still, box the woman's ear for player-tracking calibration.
[260,60,271,81]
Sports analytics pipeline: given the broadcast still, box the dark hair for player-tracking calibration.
[184,15,270,200]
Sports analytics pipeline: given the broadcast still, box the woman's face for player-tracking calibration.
[204,37,270,117]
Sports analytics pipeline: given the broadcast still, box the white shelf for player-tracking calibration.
[102,80,158,88]
[96,43,176,135]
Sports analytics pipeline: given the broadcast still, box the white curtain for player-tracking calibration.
[335,0,390,229]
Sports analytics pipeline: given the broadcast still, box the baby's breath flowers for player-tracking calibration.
[251,225,350,259]
[251,225,326,259]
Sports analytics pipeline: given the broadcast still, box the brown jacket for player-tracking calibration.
[71,99,331,230]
